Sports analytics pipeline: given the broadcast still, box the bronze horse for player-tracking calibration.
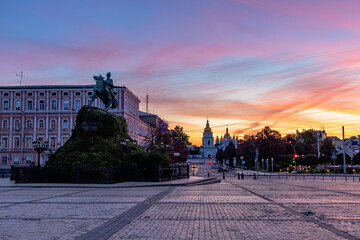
[88,74,118,110]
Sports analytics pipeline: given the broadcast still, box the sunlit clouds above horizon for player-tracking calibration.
[1,0,360,145]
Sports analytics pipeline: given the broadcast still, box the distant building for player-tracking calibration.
[215,125,238,150]
[0,85,150,169]
[296,129,327,141]
[200,120,217,158]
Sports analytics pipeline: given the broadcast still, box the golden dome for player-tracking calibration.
[204,120,212,132]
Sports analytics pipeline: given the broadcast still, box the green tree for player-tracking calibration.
[171,125,190,163]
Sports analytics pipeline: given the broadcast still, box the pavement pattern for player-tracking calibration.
[1,174,360,240]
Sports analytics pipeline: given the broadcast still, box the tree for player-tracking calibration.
[146,120,172,151]
[320,138,334,156]
[301,154,318,167]
[171,125,190,146]
[335,153,351,165]
[352,153,360,165]
[216,149,224,164]
[295,129,317,155]
[224,141,236,167]
[170,125,190,163]
[255,126,285,160]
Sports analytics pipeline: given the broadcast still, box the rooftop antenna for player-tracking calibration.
[16,71,24,86]
[146,89,149,113]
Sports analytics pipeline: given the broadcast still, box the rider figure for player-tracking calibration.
[104,72,116,108]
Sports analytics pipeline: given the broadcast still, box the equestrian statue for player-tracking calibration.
[88,72,118,110]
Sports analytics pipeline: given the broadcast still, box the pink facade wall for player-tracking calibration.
[0,85,150,169]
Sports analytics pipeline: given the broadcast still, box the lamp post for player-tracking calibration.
[32,139,49,168]
[255,148,259,177]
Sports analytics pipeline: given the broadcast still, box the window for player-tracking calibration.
[75,92,81,96]
[39,100,45,110]
[13,156,19,165]
[2,120,8,129]
[88,92,92,96]
[51,92,57,96]
[14,156,19,165]
[50,137,56,148]
[63,92,69,96]
[14,120,20,130]
[14,137,20,148]
[15,100,21,110]
[27,100,33,110]
[39,119,44,129]
[51,99,56,110]
[1,157,7,165]
[87,99,92,105]
[25,156,32,165]
[51,119,56,129]
[63,119,69,129]
[25,137,32,148]
[3,100,9,110]
[4,92,8,96]
[208,140,210,145]
[26,120,32,129]
[63,100,69,110]
[75,99,81,111]
[15,92,20,96]
[27,92,32,96]
[1,137,8,149]
[39,92,44,96]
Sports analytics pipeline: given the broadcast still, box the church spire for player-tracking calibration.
[224,124,230,138]
[204,119,212,132]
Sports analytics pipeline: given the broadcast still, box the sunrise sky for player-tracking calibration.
[1,0,360,145]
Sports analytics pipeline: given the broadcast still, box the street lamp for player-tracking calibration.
[32,139,49,167]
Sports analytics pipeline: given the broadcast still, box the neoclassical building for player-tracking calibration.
[201,120,217,158]
[0,85,151,169]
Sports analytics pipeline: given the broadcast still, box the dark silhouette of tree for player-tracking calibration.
[295,129,317,155]
[335,153,351,165]
[224,141,236,167]
[301,154,318,167]
[352,153,360,165]
[320,138,334,156]
[255,126,285,160]
[216,148,224,164]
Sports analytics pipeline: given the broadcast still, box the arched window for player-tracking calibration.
[51,119,56,129]
[26,120,32,129]
[2,120,8,129]
[208,140,210,146]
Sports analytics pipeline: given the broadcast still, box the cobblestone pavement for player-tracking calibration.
[0,177,360,240]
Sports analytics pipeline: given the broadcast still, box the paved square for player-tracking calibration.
[0,177,359,239]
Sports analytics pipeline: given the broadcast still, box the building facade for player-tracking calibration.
[0,85,150,169]
[201,120,217,158]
